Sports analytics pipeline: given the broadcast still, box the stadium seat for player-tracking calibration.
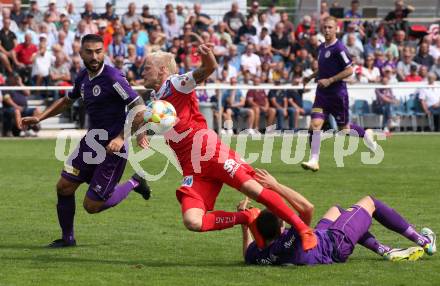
[403,94,431,131]
[352,99,381,129]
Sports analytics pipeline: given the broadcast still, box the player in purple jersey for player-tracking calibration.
[21,34,151,248]
[240,169,436,265]
[301,16,377,172]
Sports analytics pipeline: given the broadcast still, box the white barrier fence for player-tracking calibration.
[0,83,436,132]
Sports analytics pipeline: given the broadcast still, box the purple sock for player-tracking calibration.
[101,179,139,211]
[358,231,391,255]
[371,196,430,247]
[349,123,365,137]
[57,194,75,242]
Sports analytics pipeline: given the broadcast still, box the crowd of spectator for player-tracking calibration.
[1,0,440,136]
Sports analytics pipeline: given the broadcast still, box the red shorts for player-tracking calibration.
[176,147,256,214]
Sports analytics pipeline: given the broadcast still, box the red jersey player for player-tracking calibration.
[142,43,317,251]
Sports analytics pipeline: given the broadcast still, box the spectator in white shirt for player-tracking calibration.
[253,27,271,52]
[266,4,280,32]
[360,55,381,83]
[419,72,440,130]
[241,44,261,76]
[429,37,440,60]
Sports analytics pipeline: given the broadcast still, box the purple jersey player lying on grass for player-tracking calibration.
[21,34,151,248]
[239,169,436,265]
[301,16,377,172]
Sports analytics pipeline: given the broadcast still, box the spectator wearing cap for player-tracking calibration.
[97,21,112,51]
[414,42,435,69]
[2,74,41,137]
[39,23,56,49]
[241,44,261,76]
[28,1,43,24]
[122,2,143,31]
[397,46,418,80]
[254,12,271,35]
[31,36,53,90]
[419,72,440,130]
[223,2,245,38]
[266,4,280,32]
[141,5,158,32]
[295,15,314,39]
[0,17,17,74]
[236,15,256,45]
[383,65,398,83]
[101,2,117,22]
[405,64,423,82]
[12,32,37,82]
[271,22,290,62]
[246,75,276,130]
[81,1,99,20]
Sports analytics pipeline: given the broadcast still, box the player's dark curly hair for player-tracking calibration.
[81,34,104,46]
[256,209,283,241]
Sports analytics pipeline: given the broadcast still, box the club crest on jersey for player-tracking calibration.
[325,50,331,58]
[93,85,101,96]
[80,84,85,98]
[182,176,193,187]
[223,159,241,178]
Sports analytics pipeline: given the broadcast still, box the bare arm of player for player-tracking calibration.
[106,97,148,153]
[192,43,219,84]
[237,199,254,259]
[318,66,354,88]
[255,169,314,226]
[21,96,73,129]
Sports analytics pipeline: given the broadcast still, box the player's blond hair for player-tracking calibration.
[149,51,178,74]
[323,16,338,25]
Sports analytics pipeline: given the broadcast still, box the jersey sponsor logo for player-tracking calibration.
[80,83,85,98]
[113,82,129,100]
[63,165,80,176]
[283,234,296,249]
[340,51,350,64]
[325,50,331,58]
[312,108,323,114]
[182,175,193,187]
[223,159,241,178]
[92,85,101,96]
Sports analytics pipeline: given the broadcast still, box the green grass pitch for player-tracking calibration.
[0,135,439,286]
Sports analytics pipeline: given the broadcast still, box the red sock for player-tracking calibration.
[200,210,249,232]
[256,188,308,233]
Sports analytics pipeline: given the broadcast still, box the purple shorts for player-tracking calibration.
[61,137,127,201]
[326,205,372,262]
[311,89,349,126]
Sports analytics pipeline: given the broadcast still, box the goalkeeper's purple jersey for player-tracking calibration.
[245,228,334,266]
[67,64,140,143]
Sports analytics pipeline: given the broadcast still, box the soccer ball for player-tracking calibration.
[143,100,177,134]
